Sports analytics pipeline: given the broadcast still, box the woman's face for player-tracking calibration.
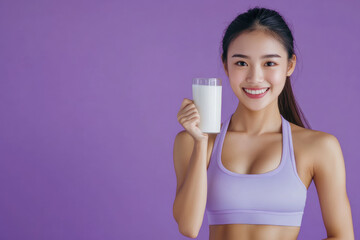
[224,30,296,111]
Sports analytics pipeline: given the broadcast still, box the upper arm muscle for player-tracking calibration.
[173,130,195,196]
[313,133,354,239]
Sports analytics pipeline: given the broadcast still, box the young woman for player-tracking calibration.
[172,7,354,240]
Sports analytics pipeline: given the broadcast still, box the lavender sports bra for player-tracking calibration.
[205,114,308,227]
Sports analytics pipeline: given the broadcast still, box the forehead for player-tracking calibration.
[228,30,287,57]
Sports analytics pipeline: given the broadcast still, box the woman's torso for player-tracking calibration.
[205,118,315,240]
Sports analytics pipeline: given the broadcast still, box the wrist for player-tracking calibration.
[194,138,208,145]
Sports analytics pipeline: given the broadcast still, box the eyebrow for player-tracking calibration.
[231,54,281,59]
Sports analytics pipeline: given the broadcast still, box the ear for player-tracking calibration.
[286,54,296,77]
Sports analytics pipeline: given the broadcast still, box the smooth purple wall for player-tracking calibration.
[0,0,359,239]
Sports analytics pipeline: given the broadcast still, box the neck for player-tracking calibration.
[229,100,282,136]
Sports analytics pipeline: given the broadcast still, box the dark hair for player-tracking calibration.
[221,7,311,129]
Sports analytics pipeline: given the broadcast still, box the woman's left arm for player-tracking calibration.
[312,133,355,240]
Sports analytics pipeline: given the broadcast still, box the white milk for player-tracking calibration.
[192,84,222,133]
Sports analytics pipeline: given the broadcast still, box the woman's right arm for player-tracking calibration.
[172,98,209,239]
[172,131,208,239]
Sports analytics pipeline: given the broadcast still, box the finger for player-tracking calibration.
[182,114,199,125]
[180,98,193,110]
[178,105,196,120]
[183,107,197,118]
[182,102,196,113]
[184,112,199,121]
[180,111,197,123]
[178,102,195,118]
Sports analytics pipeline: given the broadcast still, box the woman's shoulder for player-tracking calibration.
[289,122,340,174]
[289,121,336,145]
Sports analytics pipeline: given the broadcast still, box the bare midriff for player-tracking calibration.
[209,224,300,240]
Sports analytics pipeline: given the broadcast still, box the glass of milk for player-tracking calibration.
[192,78,222,133]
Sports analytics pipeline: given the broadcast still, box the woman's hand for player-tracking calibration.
[177,98,208,142]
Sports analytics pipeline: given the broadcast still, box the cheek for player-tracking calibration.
[228,67,245,83]
[266,70,285,85]
[229,70,284,85]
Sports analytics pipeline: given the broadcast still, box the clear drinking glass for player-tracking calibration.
[192,78,222,133]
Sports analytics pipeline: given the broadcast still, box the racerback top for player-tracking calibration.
[205,114,307,227]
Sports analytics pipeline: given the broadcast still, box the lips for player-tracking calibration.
[242,87,270,98]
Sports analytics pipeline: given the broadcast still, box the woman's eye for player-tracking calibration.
[235,61,247,66]
[266,62,276,66]
[235,61,276,67]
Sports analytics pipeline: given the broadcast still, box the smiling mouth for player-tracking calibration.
[242,87,270,95]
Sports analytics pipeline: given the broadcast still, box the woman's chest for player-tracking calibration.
[206,128,313,190]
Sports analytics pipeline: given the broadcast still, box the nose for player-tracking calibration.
[246,64,264,83]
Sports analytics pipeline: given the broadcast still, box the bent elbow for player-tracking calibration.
[173,204,201,238]
[179,226,199,239]
[177,220,199,239]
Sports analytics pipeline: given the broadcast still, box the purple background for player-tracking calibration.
[0,0,359,239]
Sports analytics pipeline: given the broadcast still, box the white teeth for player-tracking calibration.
[244,88,268,95]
